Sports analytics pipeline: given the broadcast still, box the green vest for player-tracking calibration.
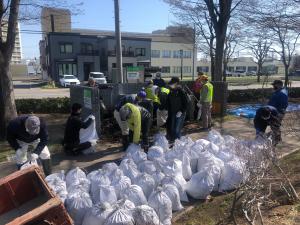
[145,87,160,104]
[161,87,170,95]
[201,82,213,103]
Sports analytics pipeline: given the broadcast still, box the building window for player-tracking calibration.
[197,66,209,73]
[247,66,257,72]
[236,66,246,71]
[81,43,93,54]
[151,50,160,58]
[58,63,77,75]
[162,50,171,58]
[173,66,181,73]
[161,66,170,73]
[183,51,192,58]
[227,66,234,72]
[136,48,146,56]
[60,43,73,54]
[173,50,181,58]
[183,66,191,73]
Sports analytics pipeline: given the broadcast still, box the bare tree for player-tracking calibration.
[0,1,81,140]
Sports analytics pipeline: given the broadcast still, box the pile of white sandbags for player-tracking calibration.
[45,131,269,225]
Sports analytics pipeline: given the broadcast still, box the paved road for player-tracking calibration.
[14,87,70,99]
[229,81,300,90]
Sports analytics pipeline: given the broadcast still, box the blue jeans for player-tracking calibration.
[167,112,186,142]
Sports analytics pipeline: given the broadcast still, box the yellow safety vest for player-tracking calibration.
[125,103,141,143]
[145,87,160,104]
[200,82,213,103]
[161,87,170,95]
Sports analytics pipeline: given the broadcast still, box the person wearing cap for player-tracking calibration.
[119,103,152,152]
[153,72,166,88]
[6,115,51,175]
[166,77,188,142]
[114,94,136,150]
[145,80,160,119]
[254,105,281,145]
[199,75,214,130]
[63,103,96,155]
[268,80,288,117]
[136,90,154,117]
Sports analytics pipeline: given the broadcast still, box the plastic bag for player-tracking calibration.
[132,205,160,225]
[147,146,164,161]
[134,173,156,199]
[122,163,141,181]
[46,176,68,203]
[121,185,148,206]
[104,209,135,225]
[114,199,136,213]
[148,187,172,225]
[65,167,86,187]
[208,130,225,146]
[89,170,111,199]
[152,171,165,187]
[45,170,65,181]
[197,150,223,172]
[92,185,117,205]
[186,170,214,199]
[111,175,132,199]
[162,184,183,211]
[162,159,187,190]
[102,162,119,177]
[179,153,192,180]
[153,133,169,152]
[65,191,93,225]
[126,143,142,155]
[82,202,114,225]
[161,176,188,202]
[129,150,147,165]
[67,177,91,194]
[138,160,157,175]
[110,168,124,183]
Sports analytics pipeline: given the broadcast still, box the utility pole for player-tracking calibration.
[192,23,196,81]
[114,0,123,83]
[180,49,183,80]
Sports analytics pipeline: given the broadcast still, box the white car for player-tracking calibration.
[59,75,80,87]
[89,72,107,84]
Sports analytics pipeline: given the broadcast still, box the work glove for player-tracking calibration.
[176,111,182,118]
[30,153,39,161]
[89,115,96,120]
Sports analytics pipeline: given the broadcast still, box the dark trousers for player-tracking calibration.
[64,141,91,155]
[129,117,152,148]
[167,112,186,142]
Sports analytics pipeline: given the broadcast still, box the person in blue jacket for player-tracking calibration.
[254,105,282,145]
[268,80,288,116]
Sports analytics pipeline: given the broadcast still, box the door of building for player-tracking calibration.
[84,62,94,81]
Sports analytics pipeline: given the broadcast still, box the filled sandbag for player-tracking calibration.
[102,162,119,177]
[138,160,157,175]
[67,177,90,194]
[45,170,65,181]
[89,170,111,199]
[208,130,225,146]
[161,176,188,202]
[82,202,114,225]
[121,185,148,206]
[147,146,164,161]
[126,143,142,155]
[129,150,147,165]
[114,199,136,213]
[134,173,156,199]
[65,191,93,225]
[153,133,169,152]
[46,176,68,203]
[132,205,160,225]
[162,184,183,211]
[186,170,214,199]
[122,164,141,181]
[104,209,134,225]
[148,187,172,225]
[152,171,165,187]
[65,167,86,187]
[111,175,132,199]
[92,185,117,205]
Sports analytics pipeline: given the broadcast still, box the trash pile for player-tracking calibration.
[45,130,271,225]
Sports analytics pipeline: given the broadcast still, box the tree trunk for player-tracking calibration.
[0,54,17,140]
[284,65,289,87]
[214,33,226,81]
[223,61,227,82]
[257,63,262,83]
[210,57,215,81]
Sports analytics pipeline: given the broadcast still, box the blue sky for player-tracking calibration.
[20,0,174,58]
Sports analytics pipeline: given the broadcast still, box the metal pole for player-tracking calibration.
[180,49,183,80]
[114,0,123,83]
[50,14,55,32]
[192,23,196,81]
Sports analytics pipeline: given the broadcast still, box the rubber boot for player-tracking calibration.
[41,159,52,176]
[122,135,129,151]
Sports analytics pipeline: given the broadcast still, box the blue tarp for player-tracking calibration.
[228,103,300,118]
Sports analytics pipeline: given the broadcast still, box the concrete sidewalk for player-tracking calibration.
[0,114,299,178]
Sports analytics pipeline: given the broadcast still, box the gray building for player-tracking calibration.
[43,32,151,82]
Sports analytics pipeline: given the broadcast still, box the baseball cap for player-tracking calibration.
[25,116,40,135]
[119,105,132,121]
[200,75,209,81]
[271,80,283,87]
[137,90,147,98]
[169,77,180,85]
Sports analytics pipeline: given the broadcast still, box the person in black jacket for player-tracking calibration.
[166,77,188,143]
[63,103,95,155]
[7,115,51,175]
[153,72,166,88]
[136,90,154,118]
[254,105,281,145]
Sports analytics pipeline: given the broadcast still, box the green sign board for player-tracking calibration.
[127,66,144,72]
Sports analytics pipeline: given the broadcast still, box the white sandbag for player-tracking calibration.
[82,202,114,225]
[134,173,156,199]
[45,170,65,181]
[46,176,68,203]
[87,170,99,181]
[189,143,204,173]
[153,133,169,152]
[89,170,111,199]
[119,158,138,180]
[194,139,211,148]
[111,175,131,199]
[197,150,224,172]
[152,171,165,187]
[179,153,192,180]
[132,205,160,225]
[207,142,220,155]
[219,158,245,191]
[161,176,188,202]
[147,146,164,161]
[104,209,134,225]
[65,167,86,187]
[92,185,117,204]
[20,158,38,170]
[162,159,183,178]
[137,160,156,174]
[148,187,172,225]
[217,149,234,162]
[129,150,147,165]
[126,143,142,155]
[65,191,93,225]
[67,177,91,194]
[208,129,225,146]
[114,199,136,212]
[121,185,147,206]
[162,184,183,211]
[186,170,214,199]
[102,162,119,177]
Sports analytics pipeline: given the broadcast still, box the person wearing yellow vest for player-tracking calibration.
[199,75,213,130]
[157,86,170,127]
[119,103,152,151]
[145,80,160,120]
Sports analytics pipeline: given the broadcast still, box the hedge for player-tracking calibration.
[16,97,70,114]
